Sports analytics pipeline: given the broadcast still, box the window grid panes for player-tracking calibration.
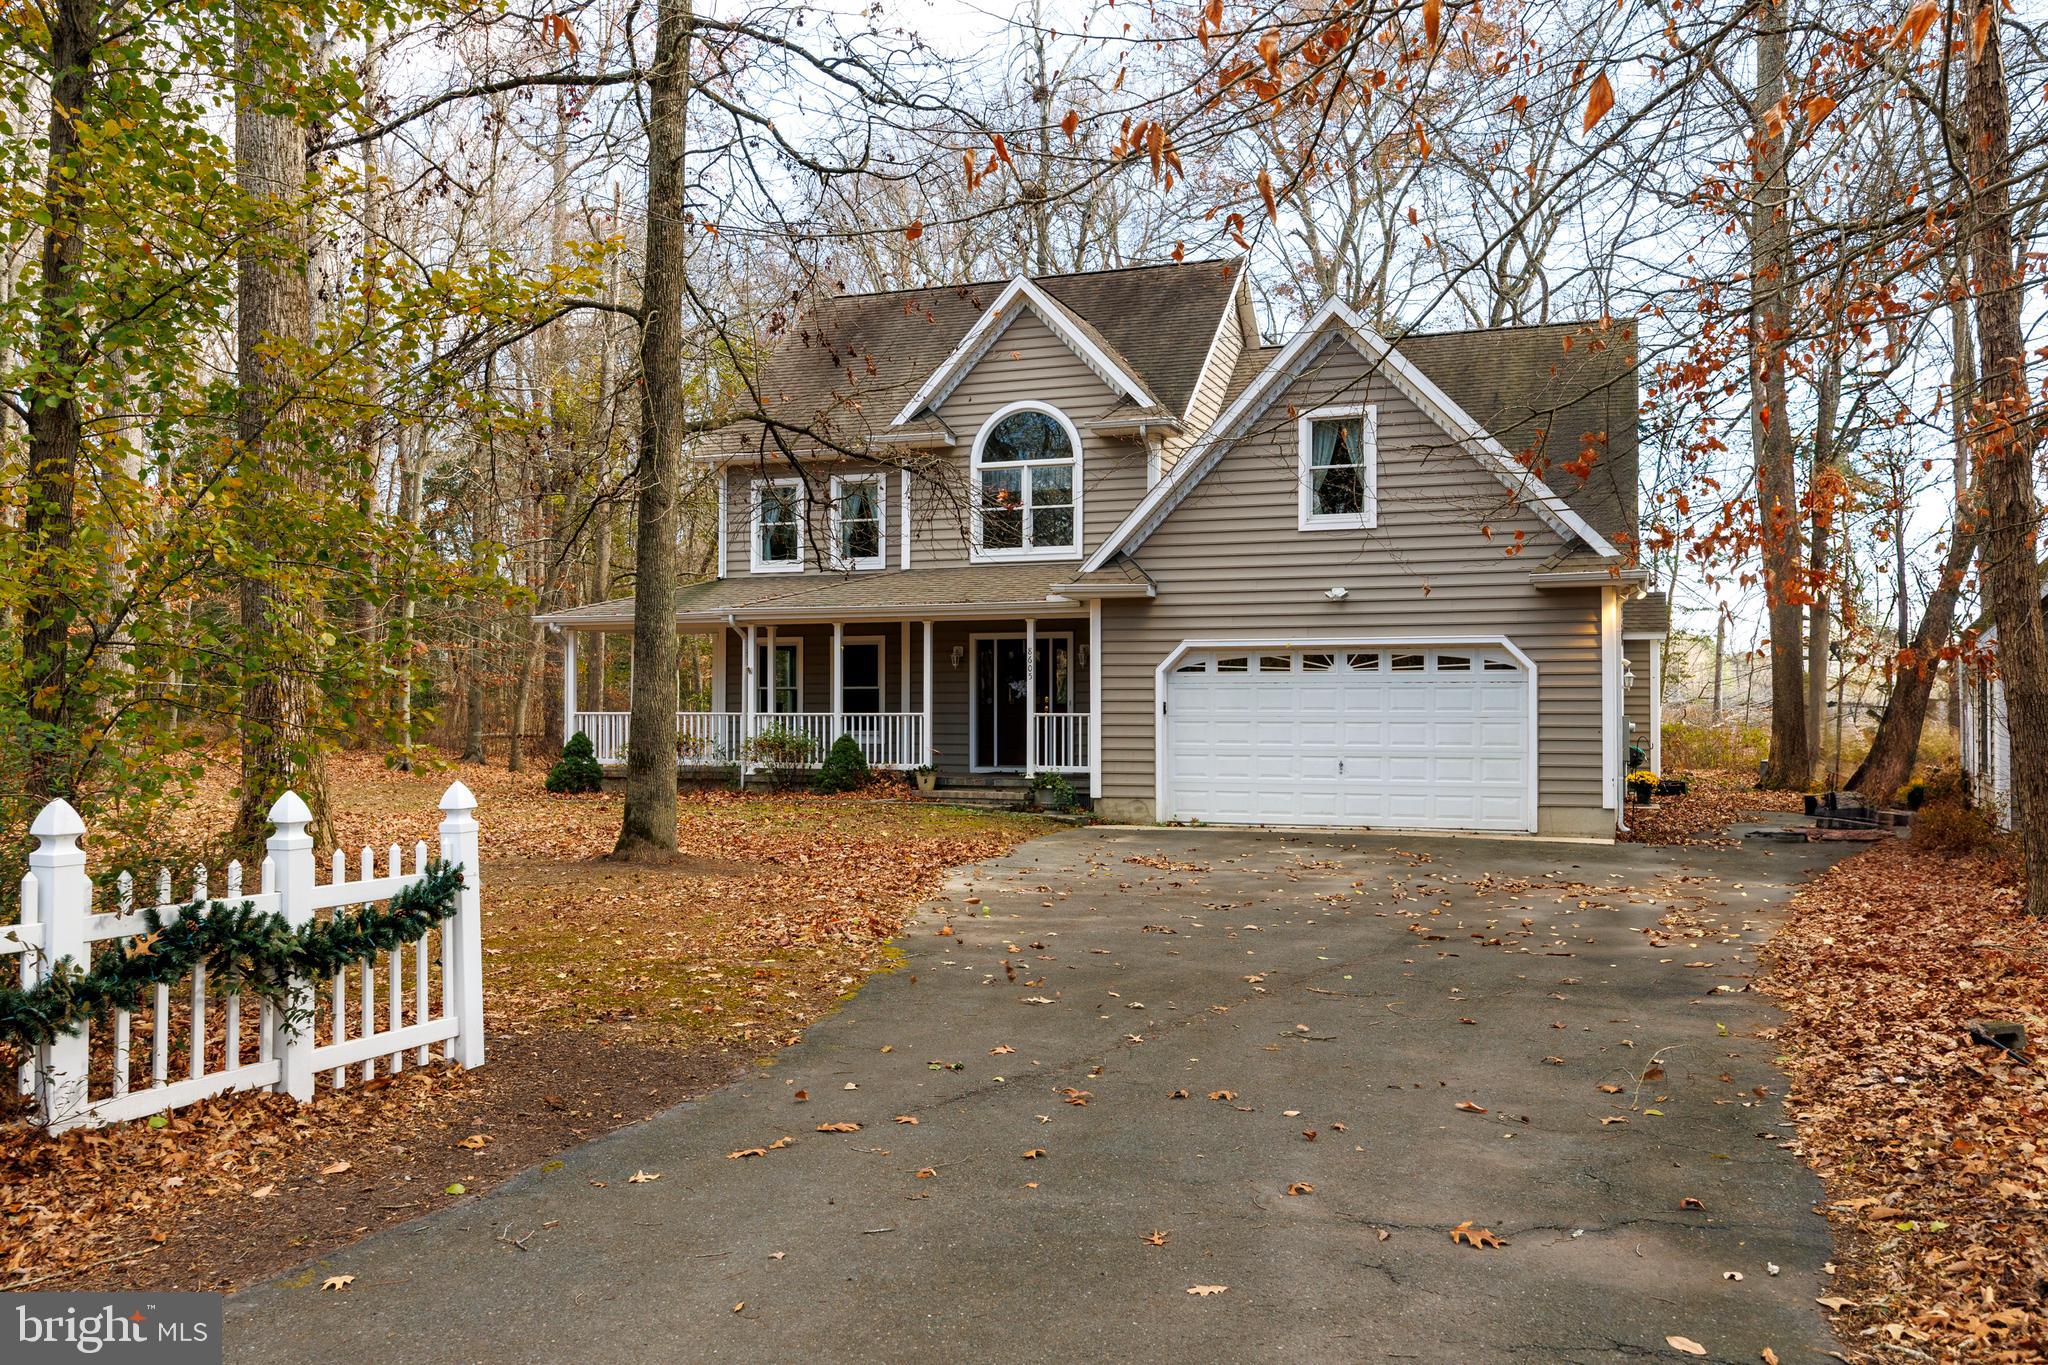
[977,410,1076,554]
[836,478,882,567]
[756,484,800,565]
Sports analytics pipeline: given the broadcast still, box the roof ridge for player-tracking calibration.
[805,256,1241,306]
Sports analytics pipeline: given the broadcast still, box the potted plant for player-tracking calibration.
[912,763,938,794]
[1626,768,1657,805]
[1028,771,1078,812]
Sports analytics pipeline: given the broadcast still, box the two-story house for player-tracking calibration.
[540,259,1664,838]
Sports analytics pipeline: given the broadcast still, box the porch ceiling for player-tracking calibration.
[535,558,1150,631]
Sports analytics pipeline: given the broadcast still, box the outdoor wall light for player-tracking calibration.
[951,645,965,669]
[1324,586,1349,601]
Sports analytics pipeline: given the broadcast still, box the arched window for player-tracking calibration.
[972,403,1080,559]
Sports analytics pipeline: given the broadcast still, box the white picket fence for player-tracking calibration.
[3,783,484,1132]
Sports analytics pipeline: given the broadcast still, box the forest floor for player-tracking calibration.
[2,753,1051,1292]
[1759,836,2047,1361]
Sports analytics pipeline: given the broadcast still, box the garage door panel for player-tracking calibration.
[1165,645,1532,832]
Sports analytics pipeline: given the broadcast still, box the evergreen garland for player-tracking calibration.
[0,861,464,1053]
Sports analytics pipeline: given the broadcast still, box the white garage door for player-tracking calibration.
[1163,646,1532,831]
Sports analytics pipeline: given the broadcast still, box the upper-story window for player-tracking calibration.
[1296,404,1378,532]
[830,473,885,571]
[972,403,1080,561]
[751,478,803,573]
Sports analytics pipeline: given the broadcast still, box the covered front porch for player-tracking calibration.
[561,615,1092,780]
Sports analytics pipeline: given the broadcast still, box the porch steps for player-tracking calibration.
[924,777,1030,811]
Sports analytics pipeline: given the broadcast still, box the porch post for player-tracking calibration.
[561,629,578,746]
[764,624,778,718]
[831,621,844,743]
[921,621,934,768]
[742,623,757,776]
[712,628,727,713]
[1088,598,1103,799]
[1024,616,1038,777]
[900,622,911,711]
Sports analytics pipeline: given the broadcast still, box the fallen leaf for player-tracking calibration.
[1022,1148,1047,1159]
[894,1116,919,1125]
[816,1122,862,1133]
[1760,1349,1780,1365]
[768,1136,796,1150]
[319,1160,351,1176]
[727,1148,768,1160]
[1815,1296,1857,1311]
[915,1168,937,1179]
[1680,1197,1706,1211]
[250,1184,276,1199]
[1455,1100,1488,1114]
[1665,1337,1706,1357]
[990,1045,1016,1055]
[457,1133,490,1150]
[1450,1221,1507,1248]
[1144,1230,1169,1246]
[321,1274,354,1291]
[626,1170,662,1183]
[793,1090,808,1102]
[1208,1090,1236,1101]
[1186,1285,1228,1297]
[1286,1182,1314,1196]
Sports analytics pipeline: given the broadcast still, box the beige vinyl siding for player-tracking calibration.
[1623,637,1655,767]
[1097,335,1611,836]
[1161,299,1246,473]
[926,309,1149,563]
[716,616,1088,779]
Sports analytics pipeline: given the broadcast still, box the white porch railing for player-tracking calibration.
[7,785,484,1133]
[571,711,926,770]
[1034,712,1089,771]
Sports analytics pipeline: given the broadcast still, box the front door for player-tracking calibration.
[973,635,1071,770]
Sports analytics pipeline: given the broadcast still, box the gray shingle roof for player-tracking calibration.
[537,561,1106,627]
[1624,591,1671,635]
[705,259,1245,458]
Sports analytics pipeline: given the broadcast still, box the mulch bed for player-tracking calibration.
[1758,838,2047,1360]
[1620,768,1805,846]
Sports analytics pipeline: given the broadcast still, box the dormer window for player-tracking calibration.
[1297,404,1377,531]
[972,403,1080,561]
[751,478,803,572]
[830,473,885,571]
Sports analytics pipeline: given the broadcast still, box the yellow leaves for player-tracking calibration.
[1582,72,1615,134]
[320,1274,355,1291]
[1450,1220,1507,1248]
[815,1122,862,1133]
[1894,0,1939,50]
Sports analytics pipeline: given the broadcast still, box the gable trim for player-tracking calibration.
[888,277,1150,426]
[1081,300,1621,573]
[1177,266,1250,425]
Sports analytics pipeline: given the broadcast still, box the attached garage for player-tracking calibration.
[1159,642,1536,832]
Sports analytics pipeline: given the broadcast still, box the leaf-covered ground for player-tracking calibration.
[1620,768,1805,846]
[2,755,1049,1291]
[1759,839,2047,1361]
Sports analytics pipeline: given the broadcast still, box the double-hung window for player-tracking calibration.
[1296,404,1377,531]
[752,479,803,572]
[830,474,885,571]
[973,404,1079,560]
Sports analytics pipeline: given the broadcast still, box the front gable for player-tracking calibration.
[1085,303,1621,572]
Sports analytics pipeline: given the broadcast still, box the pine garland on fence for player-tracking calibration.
[0,861,464,1054]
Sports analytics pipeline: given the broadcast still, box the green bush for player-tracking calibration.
[744,723,817,789]
[814,734,871,793]
[1028,771,1078,812]
[545,731,604,793]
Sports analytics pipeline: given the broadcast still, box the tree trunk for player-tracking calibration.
[1964,0,2048,912]
[461,630,487,761]
[231,2,326,853]
[1750,0,1810,790]
[614,0,692,858]
[18,0,98,803]
[1805,352,1840,759]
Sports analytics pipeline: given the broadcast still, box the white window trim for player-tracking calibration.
[754,638,804,712]
[828,472,887,572]
[1297,404,1378,532]
[750,478,805,574]
[838,634,887,713]
[970,400,1084,564]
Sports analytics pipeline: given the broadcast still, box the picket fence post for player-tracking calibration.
[27,799,91,1126]
[267,791,318,1102]
[438,781,485,1069]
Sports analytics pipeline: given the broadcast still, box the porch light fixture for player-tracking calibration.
[951,645,965,669]
[1324,586,1349,601]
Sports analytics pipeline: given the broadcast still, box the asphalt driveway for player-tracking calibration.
[229,824,1845,1364]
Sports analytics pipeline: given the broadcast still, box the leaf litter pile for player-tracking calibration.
[1760,838,2046,1359]
[3,754,1047,1291]
[1620,768,1804,847]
